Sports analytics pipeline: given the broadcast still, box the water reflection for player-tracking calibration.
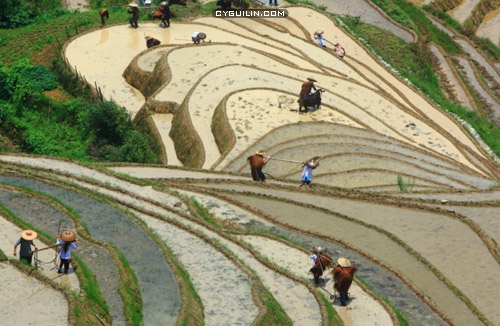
[99,29,109,45]
[127,28,141,50]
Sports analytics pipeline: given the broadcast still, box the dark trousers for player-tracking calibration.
[59,258,70,273]
[129,18,138,28]
[257,169,266,181]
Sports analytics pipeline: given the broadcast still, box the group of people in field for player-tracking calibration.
[314,30,346,59]
[98,2,208,49]
[13,229,78,274]
[247,148,320,187]
[309,245,357,306]
[96,5,355,307]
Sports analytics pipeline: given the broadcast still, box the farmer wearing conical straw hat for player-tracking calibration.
[313,30,326,47]
[13,230,38,265]
[247,149,272,182]
[56,230,79,274]
[127,2,139,29]
[299,156,321,188]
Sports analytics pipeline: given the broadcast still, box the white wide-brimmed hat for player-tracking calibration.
[307,77,317,82]
[256,150,266,156]
[312,245,328,253]
[337,257,351,267]
[128,2,138,7]
[20,230,38,240]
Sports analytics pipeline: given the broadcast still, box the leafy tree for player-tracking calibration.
[80,101,132,147]
[0,0,65,29]
[79,101,152,162]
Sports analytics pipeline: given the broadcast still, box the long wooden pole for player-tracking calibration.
[30,243,61,254]
[271,157,304,164]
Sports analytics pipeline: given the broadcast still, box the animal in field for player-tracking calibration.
[298,88,324,112]
[332,258,357,306]
[309,252,333,285]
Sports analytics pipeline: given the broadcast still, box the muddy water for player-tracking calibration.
[201,183,482,324]
[0,176,181,326]
[64,25,156,117]
[476,7,500,46]
[228,199,448,325]
[0,181,126,324]
[447,0,481,24]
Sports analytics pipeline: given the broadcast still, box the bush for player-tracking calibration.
[0,0,67,29]
[79,101,153,162]
[79,101,133,147]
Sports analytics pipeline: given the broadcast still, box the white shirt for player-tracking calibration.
[314,34,325,47]
[310,253,318,266]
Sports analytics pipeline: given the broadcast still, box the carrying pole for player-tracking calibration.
[30,243,61,254]
[271,157,304,164]
[324,39,336,46]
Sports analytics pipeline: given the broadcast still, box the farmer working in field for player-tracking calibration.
[192,32,207,44]
[99,8,109,26]
[300,77,317,102]
[145,35,161,48]
[247,150,271,182]
[127,2,139,29]
[159,1,171,28]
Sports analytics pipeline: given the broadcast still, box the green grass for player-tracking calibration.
[397,175,415,192]
[0,201,110,325]
[113,245,143,325]
[338,12,500,161]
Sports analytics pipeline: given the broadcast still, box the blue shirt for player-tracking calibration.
[56,240,78,259]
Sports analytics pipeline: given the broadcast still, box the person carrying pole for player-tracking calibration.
[13,230,38,266]
[56,230,79,274]
[247,149,272,182]
[299,156,320,188]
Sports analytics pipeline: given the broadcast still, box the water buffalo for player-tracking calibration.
[298,88,324,112]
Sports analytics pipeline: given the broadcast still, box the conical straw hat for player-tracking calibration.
[59,230,76,242]
[20,230,37,240]
[313,245,327,253]
[337,257,351,267]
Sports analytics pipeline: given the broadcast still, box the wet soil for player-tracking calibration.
[0,175,181,326]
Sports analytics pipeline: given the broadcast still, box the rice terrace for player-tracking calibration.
[2,0,500,325]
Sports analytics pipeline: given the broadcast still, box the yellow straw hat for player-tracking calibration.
[337,257,351,267]
[59,230,76,242]
[20,230,38,240]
